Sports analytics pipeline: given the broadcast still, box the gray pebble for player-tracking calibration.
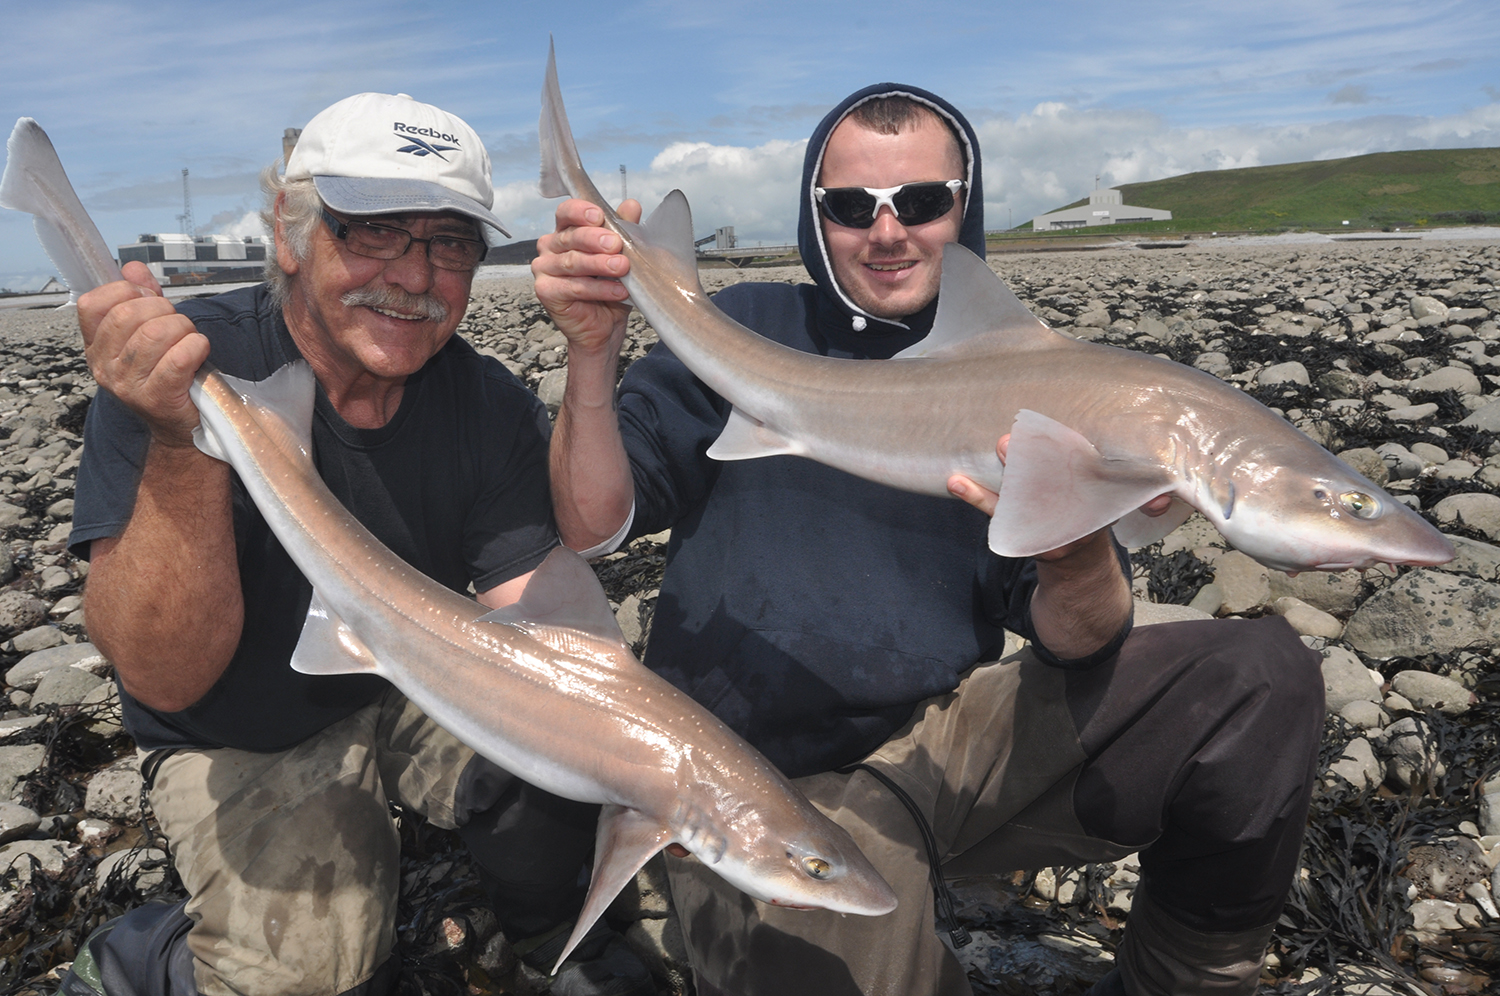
[1432,493,1500,541]
[0,838,79,885]
[94,847,169,894]
[85,760,144,822]
[1390,670,1474,716]
[0,801,41,844]
[0,744,47,801]
[5,641,103,691]
[30,665,105,709]
[1321,646,1382,713]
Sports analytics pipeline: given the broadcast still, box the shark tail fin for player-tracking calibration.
[552,805,673,974]
[539,39,610,209]
[538,45,704,291]
[1,118,119,302]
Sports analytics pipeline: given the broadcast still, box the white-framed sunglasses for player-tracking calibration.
[814,179,965,228]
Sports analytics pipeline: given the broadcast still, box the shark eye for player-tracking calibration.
[1338,491,1378,519]
[801,856,832,879]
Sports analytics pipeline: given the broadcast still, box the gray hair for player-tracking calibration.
[259,164,323,310]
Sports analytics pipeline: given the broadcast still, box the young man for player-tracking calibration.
[66,93,649,996]
[533,83,1324,996]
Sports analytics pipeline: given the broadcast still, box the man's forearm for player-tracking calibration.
[1028,532,1134,661]
[84,442,244,712]
[550,343,635,551]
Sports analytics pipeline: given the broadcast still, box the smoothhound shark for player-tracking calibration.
[539,46,1453,573]
[1,116,898,971]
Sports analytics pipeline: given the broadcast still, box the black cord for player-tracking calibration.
[137,747,182,855]
[838,762,972,948]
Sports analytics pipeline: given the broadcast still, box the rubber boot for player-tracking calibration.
[57,902,197,996]
[1114,891,1275,996]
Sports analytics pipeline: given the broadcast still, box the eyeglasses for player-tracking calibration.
[319,208,487,271]
[814,179,965,229]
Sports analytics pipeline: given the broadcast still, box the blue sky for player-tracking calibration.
[3,0,1498,287]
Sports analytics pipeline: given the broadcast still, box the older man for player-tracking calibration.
[533,83,1324,995]
[63,94,649,996]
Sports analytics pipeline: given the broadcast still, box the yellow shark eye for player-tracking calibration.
[801,856,832,879]
[1338,491,1378,519]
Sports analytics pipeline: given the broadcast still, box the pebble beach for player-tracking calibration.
[2,233,1499,994]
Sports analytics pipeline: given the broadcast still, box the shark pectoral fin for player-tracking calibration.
[988,409,1175,558]
[478,548,638,665]
[553,804,673,974]
[893,244,1055,359]
[706,407,805,461]
[288,590,381,676]
[1111,497,1196,549]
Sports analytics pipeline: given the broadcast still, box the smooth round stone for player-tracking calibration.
[1272,596,1344,639]
[1338,699,1385,730]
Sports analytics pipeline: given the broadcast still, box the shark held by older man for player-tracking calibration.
[0,114,900,973]
[538,45,1452,574]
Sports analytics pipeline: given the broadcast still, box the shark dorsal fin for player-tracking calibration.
[222,362,317,459]
[614,188,701,277]
[479,547,636,663]
[193,362,317,466]
[893,243,1055,359]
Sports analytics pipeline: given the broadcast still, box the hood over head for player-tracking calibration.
[797,83,985,336]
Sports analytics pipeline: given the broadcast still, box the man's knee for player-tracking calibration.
[1207,616,1325,738]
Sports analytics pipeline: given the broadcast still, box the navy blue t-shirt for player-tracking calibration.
[618,281,1036,778]
[71,284,558,752]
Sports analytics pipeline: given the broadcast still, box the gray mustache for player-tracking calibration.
[341,284,449,322]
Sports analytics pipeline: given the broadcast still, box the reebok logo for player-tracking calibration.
[393,122,460,160]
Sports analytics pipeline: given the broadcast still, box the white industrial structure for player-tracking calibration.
[117,234,269,284]
[1032,188,1172,231]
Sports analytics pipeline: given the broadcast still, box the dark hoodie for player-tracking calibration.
[615,84,1035,778]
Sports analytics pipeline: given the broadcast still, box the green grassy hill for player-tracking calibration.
[1026,147,1500,233]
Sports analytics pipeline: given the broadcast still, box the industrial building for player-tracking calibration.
[116,234,269,284]
[1031,188,1172,231]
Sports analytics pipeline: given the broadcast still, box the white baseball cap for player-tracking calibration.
[285,92,511,239]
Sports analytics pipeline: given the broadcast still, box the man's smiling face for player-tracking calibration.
[818,113,965,321]
[277,205,477,385]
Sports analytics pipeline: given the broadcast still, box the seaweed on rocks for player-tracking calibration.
[592,539,667,607]
[0,699,185,996]
[1269,692,1500,994]
[391,811,489,996]
[1131,544,1214,605]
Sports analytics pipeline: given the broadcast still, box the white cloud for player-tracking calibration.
[975,100,1500,229]
[494,97,1500,246]
[492,138,809,245]
[213,210,268,241]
